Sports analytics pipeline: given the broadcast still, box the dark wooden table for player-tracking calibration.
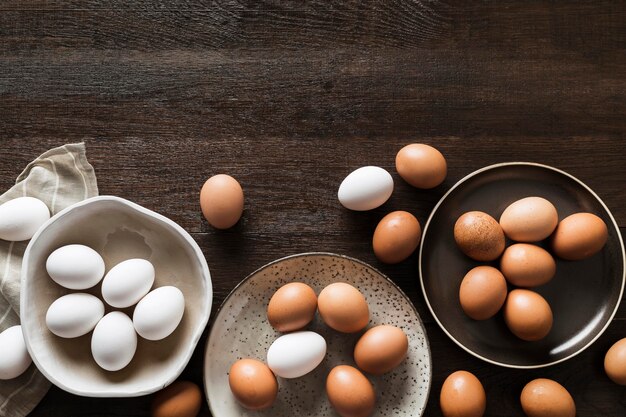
[1,1,625,416]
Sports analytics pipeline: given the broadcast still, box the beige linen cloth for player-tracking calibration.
[0,143,98,417]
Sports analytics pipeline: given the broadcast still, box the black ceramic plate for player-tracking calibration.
[419,162,625,368]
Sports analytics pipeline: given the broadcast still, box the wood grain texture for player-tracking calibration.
[1,1,625,416]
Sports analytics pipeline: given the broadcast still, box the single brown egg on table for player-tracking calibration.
[199,174,244,229]
[520,378,576,417]
[228,359,278,410]
[395,143,447,189]
[604,338,626,385]
[454,211,505,261]
[318,282,369,333]
[499,197,558,242]
[267,282,317,332]
[500,243,556,287]
[459,266,507,320]
[551,212,608,260]
[354,325,409,375]
[372,211,421,264]
[151,381,202,417]
[503,289,553,341]
[326,365,376,417]
[440,370,486,417]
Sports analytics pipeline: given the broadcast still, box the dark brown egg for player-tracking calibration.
[520,378,576,417]
[354,325,409,375]
[440,370,486,417]
[503,289,553,341]
[459,266,507,320]
[454,211,505,261]
[372,211,421,264]
[267,282,317,332]
[551,212,608,260]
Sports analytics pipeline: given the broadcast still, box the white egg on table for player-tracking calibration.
[46,293,105,338]
[46,244,105,290]
[267,331,326,378]
[0,197,50,241]
[0,325,32,380]
[101,258,155,308]
[91,312,137,372]
[133,286,185,341]
[337,166,394,211]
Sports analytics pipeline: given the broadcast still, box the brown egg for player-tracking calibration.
[551,212,608,260]
[228,359,278,410]
[500,244,556,287]
[199,174,244,229]
[454,211,505,261]
[372,211,421,264]
[499,197,558,242]
[604,338,626,385]
[459,266,507,320]
[267,282,317,332]
[354,325,409,375]
[503,289,553,341]
[152,381,202,417]
[326,365,376,417]
[395,143,447,189]
[440,370,486,417]
[318,282,369,333]
[520,378,576,417]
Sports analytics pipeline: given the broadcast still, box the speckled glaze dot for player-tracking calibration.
[205,253,432,417]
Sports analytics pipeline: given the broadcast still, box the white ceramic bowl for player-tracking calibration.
[21,196,212,397]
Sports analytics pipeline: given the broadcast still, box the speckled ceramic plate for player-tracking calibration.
[204,252,431,417]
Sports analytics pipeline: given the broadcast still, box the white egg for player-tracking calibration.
[267,331,326,378]
[0,197,50,241]
[91,312,137,372]
[46,293,105,338]
[46,244,105,290]
[133,286,185,341]
[101,259,155,308]
[338,166,394,211]
[0,325,32,380]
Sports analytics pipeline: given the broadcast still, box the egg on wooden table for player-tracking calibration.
[199,174,244,229]
[46,244,105,290]
[46,293,104,338]
[372,211,421,264]
[503,289,553,341]
[0,326,32,380]
[228,359,278,410]
[551,212,608,260]
[604,338,626,385]
[101,258,155,308]
[151,381,203,417]
[266,331,326,378]
[459,266,508,320]
[395,143,447,189]
[0,197,50,241]
[133,286,185,341]
[520,378,576,417]
[267,282,317,332]
[499,197,558,242]
[337,166,394,211]
[439,370,486,417]
[354,325,409,375]
[326,365,376,417]
[500,244,556,287]
[454,211,505,261]
[91,312,137,371]
[318,282,369,333]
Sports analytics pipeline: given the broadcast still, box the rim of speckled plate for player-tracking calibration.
[21,195,213,397]
[203,251,433,416]
[419,162,626,369]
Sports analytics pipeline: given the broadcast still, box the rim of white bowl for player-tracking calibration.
[20,195,213,397]
[418,162,626,369]
[203,251,433,417]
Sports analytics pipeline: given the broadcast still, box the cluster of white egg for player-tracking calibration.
[45,244,185,371]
